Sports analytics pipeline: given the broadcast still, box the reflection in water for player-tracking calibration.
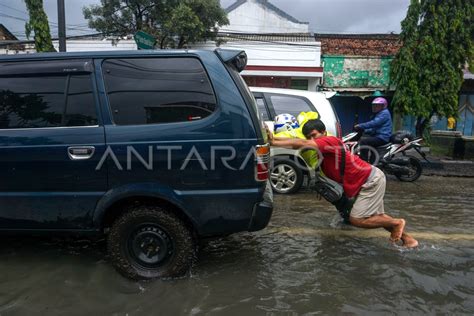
[0,176,473,314]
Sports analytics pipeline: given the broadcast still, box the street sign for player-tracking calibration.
[134,31,156,50]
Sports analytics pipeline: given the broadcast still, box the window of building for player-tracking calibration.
[102,58,217,125]
[291,79,309,91]
[0,74,97,129]
[270,94,313,117]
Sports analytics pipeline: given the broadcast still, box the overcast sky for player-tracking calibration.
[0,0,410,40]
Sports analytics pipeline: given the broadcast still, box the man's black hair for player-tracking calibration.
[302,119,326,136]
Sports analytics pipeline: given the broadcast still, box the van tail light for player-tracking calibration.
[255,144,270,182]
[336,121,342,139]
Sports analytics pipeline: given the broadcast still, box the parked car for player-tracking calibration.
[0,49,273,280]
[250,87,341,194]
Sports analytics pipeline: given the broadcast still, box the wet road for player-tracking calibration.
[1,176,473,315]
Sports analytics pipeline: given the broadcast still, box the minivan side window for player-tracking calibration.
[270,94,313,117]
[0,74,98,129]
[102,58,217,125]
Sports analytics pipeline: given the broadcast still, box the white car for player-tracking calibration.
[250,87,342,194]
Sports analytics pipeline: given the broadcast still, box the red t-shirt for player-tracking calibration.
[314,136,372,198]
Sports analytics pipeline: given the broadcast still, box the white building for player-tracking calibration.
[195,0,322,91]
[53,39,137,52]
[196,33,322,91]
[221,0,310,34]
[0,38,136,55]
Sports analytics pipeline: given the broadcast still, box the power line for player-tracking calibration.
[0,3,29,16]
[0,11,92,32]
[0,12,27,22]
[0,32,107,47]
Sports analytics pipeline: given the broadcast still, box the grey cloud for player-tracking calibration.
[221,0,410,33]
[1,0,410,40]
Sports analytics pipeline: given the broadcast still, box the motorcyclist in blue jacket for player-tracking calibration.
[354,97,392,161]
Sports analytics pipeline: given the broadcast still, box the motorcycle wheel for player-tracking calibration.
[395,156,422,182]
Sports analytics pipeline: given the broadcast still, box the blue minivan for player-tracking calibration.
[0,49,273,279]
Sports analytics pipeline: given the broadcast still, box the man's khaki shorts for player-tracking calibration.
[351,167,386,218]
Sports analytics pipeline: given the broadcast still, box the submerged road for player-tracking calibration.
[0,175,473,314]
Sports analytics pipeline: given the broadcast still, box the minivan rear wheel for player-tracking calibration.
[270,158,303,194]
[107,205,195,280]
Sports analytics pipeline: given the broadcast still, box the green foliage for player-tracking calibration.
[164,3,204,48]
[391,0,473,120]
[83,0,229,48]
[24,0,56,52]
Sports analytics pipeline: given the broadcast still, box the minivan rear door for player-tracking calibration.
[0,59,107,230]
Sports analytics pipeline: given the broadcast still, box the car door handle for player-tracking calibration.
[68,146,95,160]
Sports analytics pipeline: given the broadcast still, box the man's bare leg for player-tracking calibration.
[349,214,405,241]
[385,229,419,248]
[351,214,418,247]
[400,233,419,248]
[380,214,405,241]
[380,215,418,247]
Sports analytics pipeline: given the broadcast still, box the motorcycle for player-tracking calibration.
[342,130,428,182]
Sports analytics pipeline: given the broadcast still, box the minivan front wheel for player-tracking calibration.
[270,158,303,194]
[108,205,195,280]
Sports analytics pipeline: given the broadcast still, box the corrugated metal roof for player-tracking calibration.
[218,32,316,43]
[0,24,18,41]
[315,33,400,40]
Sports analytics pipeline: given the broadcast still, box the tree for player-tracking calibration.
[390,0,473,136]
[24,0,56,52]
[83,0,229,48]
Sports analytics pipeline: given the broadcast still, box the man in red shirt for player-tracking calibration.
[268,119,418,248]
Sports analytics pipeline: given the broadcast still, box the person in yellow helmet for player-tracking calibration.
[447,117,456,131]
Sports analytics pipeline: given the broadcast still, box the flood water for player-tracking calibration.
[1,176,473,315]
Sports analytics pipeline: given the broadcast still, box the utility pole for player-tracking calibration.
[57,0,66,52]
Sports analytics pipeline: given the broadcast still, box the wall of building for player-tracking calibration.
[317,33,400,92]
[242,76,320,90]
[317,34,401,57]
[1,39,136,55]
[221,41,321,68]
[0,44,36,55]
[322,56,392,89]
[221,0,309,34]
[456,93,474,136]
[53,39,137,52]
[195,37,322,91]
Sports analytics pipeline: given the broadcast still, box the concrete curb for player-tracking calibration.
[421,158,474,177]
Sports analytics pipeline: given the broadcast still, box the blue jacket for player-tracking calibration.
[359,108,392,142]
